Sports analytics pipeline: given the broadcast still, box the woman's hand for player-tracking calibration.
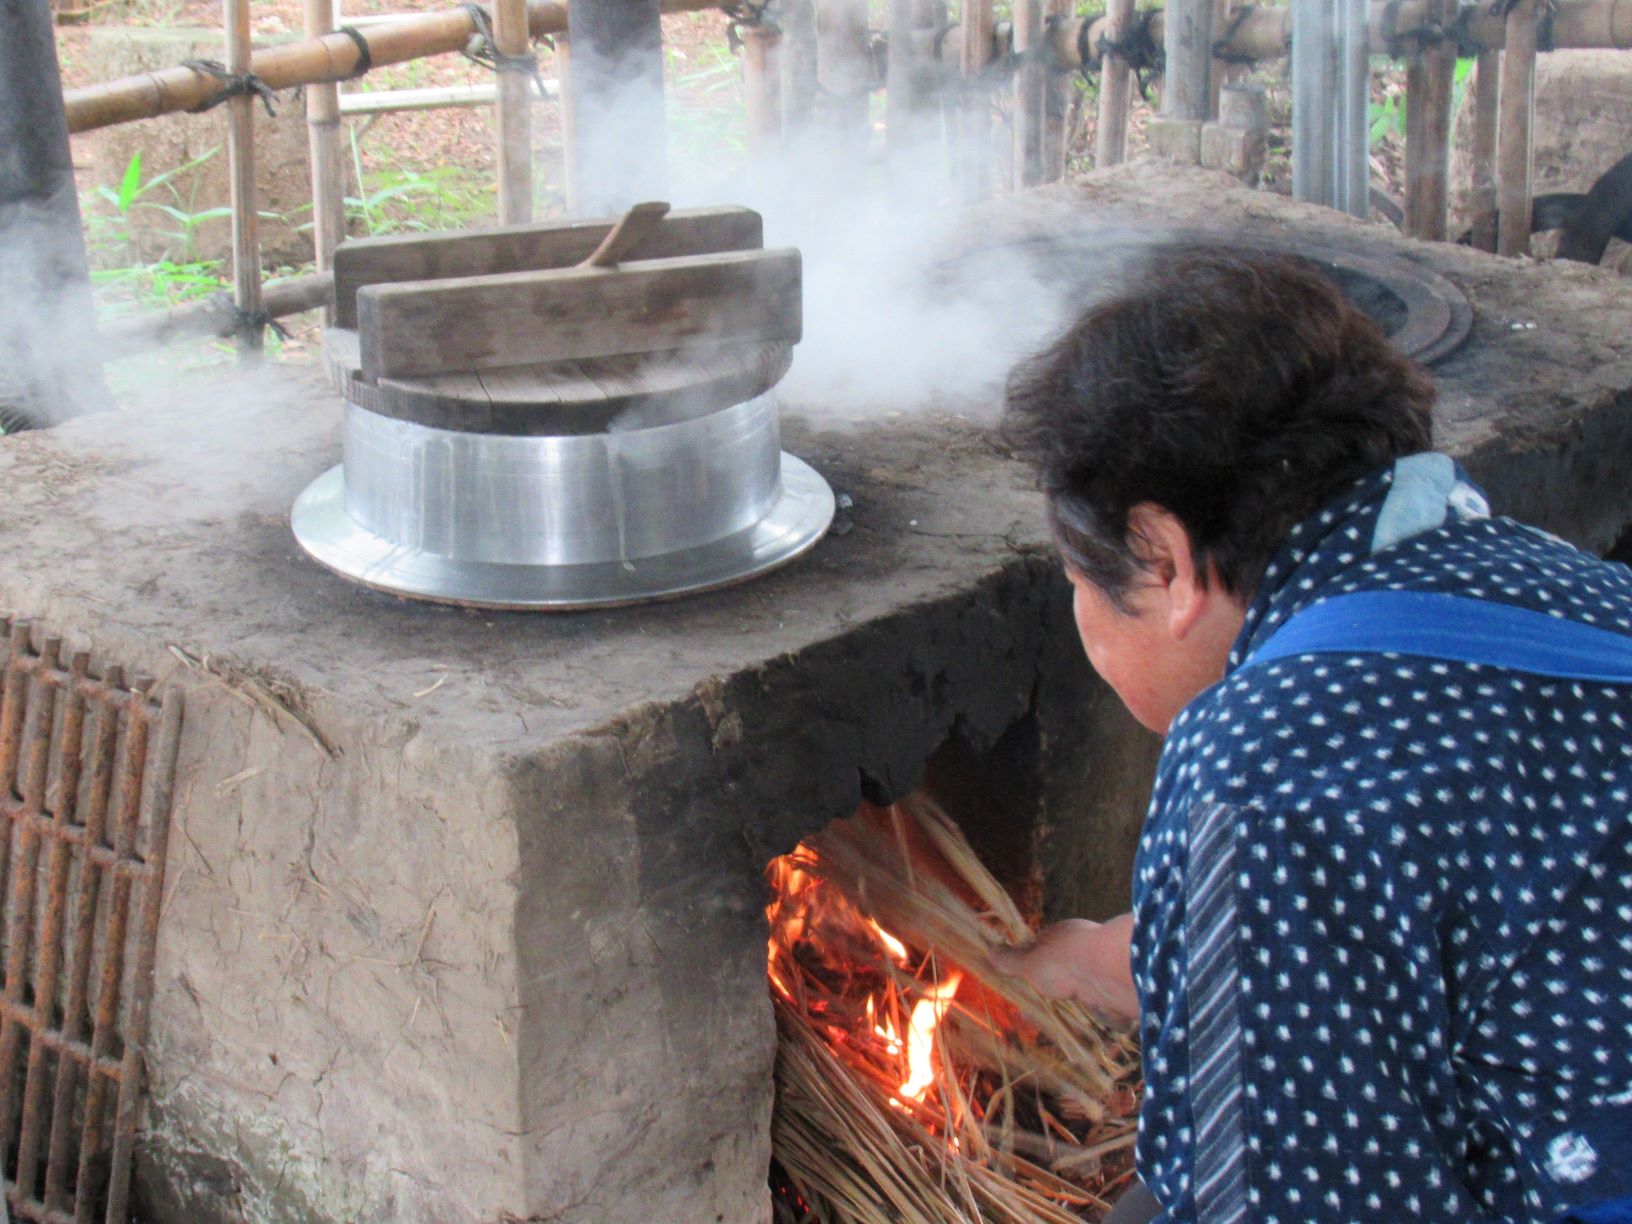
[989,913,1139,1026]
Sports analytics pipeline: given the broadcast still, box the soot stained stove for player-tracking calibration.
[293,203,835,609]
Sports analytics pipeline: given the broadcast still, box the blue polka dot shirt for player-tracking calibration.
[1131,454,1632,1223]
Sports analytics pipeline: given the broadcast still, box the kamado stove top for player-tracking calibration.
[293,203,835,609]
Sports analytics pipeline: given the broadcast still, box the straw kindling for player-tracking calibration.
[766,795,1142,1224]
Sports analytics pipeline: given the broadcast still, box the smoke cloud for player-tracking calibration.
[670,130,1088,420]
[6,16,1113,454]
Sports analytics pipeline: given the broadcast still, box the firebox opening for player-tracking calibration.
[765,721,1143,1223]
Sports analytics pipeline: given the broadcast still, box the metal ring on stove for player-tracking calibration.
[290,391,836,610]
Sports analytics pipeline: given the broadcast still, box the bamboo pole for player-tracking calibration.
[886,0,917,151]
[1498,0,1542,255]
[1208,0,1231,115]
[1012,0,1045,187]
[928,0,1632,76]
[57,0,1632,141]
[224,0,262,358]
[555,32,578,209]
[564,0,667,213]
[1470,49,1500,250]
[100,274,333,358]
[1042,0,1073,179]
[64,0,718,134]
[780,0,819,137]
[1419,42,1456,239]
[1095,0,1136,167]
[887,0,942,155]
[1403,0,1456,238]
[1162,0,1213,120]
[741,23,784,157]
[303,0,345,298]
[1404,44,1428,218]
[957,0,995,200]
[338,81,562,114]
[494,0,534,223]
[815,0,871,158]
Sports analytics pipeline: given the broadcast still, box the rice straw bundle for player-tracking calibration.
[768,795,1142,1224]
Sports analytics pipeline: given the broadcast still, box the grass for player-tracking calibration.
[668,36,749,168]
[346,127,497,235]
[82,149,233,318]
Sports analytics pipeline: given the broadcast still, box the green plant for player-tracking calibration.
[89,147,235,261]
[1369,90,1405,142]
[345,127,495,235]
[1450,55,1476,116]
[667,39,747,167]
[1369,58,1475,145]
[81,150,237,318]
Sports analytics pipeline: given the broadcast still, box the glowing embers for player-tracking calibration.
[766,796,1143,1224]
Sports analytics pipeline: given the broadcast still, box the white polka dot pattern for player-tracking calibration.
[1130,459,1632,1223]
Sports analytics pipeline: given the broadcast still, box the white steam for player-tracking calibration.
[670,132,1087,419]
[9,26,1111,446]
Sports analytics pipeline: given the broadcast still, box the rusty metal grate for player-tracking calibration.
[0,619,184,1224]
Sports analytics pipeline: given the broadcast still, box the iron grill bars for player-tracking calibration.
[0,618,184,1223]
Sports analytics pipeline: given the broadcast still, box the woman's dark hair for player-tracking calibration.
[1003,245,1435,606]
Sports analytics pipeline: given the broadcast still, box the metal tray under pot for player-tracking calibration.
[292,336,834,610]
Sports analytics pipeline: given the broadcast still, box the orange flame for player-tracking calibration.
[867,919,908,965]
[765,840,962,1111]
[898,970,962,1102]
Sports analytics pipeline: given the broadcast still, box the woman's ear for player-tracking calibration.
[1125,503,1209,640]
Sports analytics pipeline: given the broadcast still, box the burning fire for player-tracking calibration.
[766,839,963,1109]
[766,798,1142,1224]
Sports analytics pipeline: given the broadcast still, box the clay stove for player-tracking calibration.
[2,164,1632,1223]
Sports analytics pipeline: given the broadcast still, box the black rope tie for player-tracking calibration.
[722,1,778,51]
[336,24,374,80]
[1380,0,1410,59]
[459,1,550,97]
[1211,3,1258,65]
[1449,5,1485,57]
[182,58,279,117]
[208,293,290,344]
[1491,0,1559,48]
[1096,10,1163,100]
[1076,14,1096,78]
[243,308,291,343]
[1538,0,1559,52]
[1389,0,1459,58]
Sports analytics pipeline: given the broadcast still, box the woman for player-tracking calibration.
[994,248,1632,1223]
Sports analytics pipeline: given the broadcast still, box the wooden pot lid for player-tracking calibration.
[322,327,793,435]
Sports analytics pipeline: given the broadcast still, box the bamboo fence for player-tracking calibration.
[57,0,1632,356]
[224,0,260,357]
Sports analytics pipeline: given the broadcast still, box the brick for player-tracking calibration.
[1147,117,1203,165]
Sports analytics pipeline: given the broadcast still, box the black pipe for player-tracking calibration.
[0,0,112,433]
[564,0,668,215]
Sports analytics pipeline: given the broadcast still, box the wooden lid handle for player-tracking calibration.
[581,201,672,268]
